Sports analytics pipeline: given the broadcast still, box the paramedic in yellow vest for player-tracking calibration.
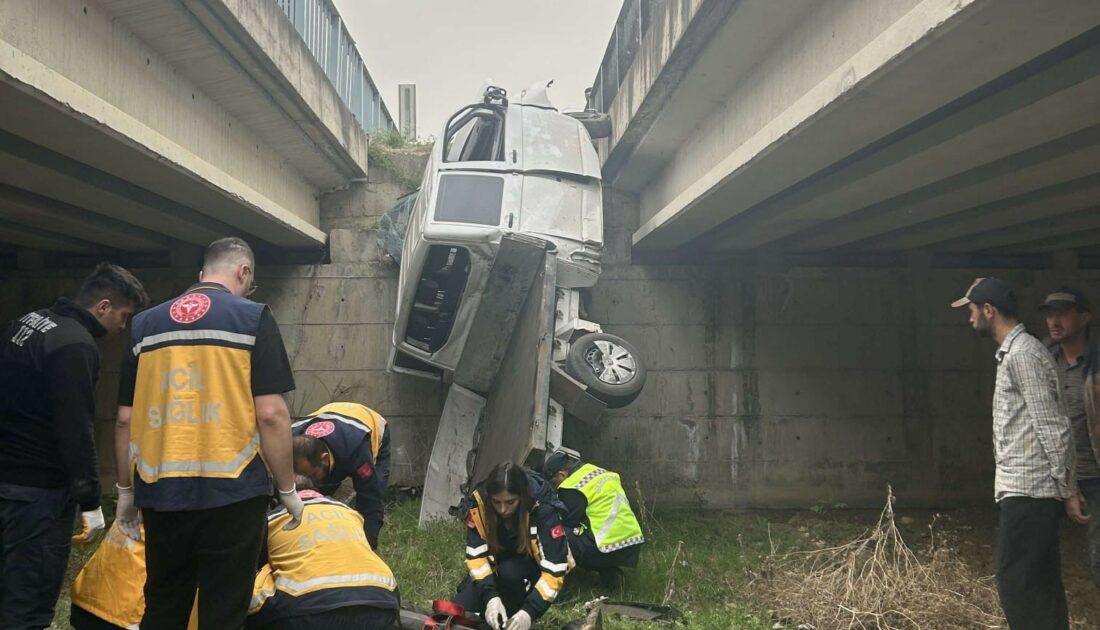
[456,462,569,630]
[543,450,645,587]
[247,476,399,630]
[291,402,390,549]
[113,237,304,630]
[69,522,198,630]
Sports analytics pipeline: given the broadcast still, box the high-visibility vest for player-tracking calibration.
[128,286,264,484]
[304,402,387,461]
[559,464,645,553]
[250,493,398,618]
[70,522,198,630]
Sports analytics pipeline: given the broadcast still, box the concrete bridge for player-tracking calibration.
[0,0,392,268]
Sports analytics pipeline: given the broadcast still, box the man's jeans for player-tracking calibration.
[0,483,75,630]
[1078,478,1100,589]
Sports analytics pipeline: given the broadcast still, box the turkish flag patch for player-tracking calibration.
[466,515,477,529]
[551,524,565,539]
[356,462,373,480]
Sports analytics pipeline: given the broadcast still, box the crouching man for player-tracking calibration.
[543,450,645,587]
[247,477,399,630]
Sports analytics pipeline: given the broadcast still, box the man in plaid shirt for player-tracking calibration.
[953,277,1079,630]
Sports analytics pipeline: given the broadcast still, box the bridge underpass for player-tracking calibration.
[0,0,389,268]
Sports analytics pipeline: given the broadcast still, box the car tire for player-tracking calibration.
[564,332,646,409]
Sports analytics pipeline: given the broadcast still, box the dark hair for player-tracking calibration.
[483,462,533,556]
[993,298,1019,320]
[292,435,326,467]
[73,262,148,310]
[203,237,255,271]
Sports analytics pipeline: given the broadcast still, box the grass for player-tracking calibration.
[52,498,867,629]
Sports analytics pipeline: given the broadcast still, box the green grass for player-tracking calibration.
[52,499,865,629]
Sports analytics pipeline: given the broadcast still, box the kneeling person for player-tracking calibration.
[292,402,390,549]
[248,477,398,630]
[543,450,645,584]
[456,462,569,630]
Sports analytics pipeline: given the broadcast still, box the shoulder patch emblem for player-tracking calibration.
[169,293,211,324]
[551,524,565,539]
[466,514,477,529]
[305,420,335,438]
[356,461,374,480]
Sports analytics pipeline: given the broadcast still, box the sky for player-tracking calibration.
[332,0,624,140]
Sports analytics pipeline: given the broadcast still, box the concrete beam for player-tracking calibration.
[977,215,1100,254]
[0,218,110,254]
[863,174,1100,251]
[778,127,1100,252]
[0,0,327,247]
[706,42,1100,251]
[628,0,1100,251]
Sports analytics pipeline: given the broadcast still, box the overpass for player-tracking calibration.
[0,0,393,268]
[591,0,1100,266]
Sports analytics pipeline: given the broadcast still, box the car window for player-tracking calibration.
[435,174,504,226]
[443,107,505,162]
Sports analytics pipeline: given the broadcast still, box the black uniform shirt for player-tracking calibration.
[0,298,106,510]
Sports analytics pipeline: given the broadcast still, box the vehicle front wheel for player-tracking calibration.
[564,333,646,409]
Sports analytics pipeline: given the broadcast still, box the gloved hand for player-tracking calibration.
[484,596,508,630]
[71,506,106,544]
[115,484,142,541]
[277,485,304,530]
[505,610,532,630]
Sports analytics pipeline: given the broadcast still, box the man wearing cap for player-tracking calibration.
[1041,287,1100,588]
[953,277,1076,629]
[542,450,645,588]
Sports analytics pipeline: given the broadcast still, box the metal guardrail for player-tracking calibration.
[276,0,395,133]
[588,0,659,114]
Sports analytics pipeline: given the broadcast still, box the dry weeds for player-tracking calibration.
[759,486,1005,630]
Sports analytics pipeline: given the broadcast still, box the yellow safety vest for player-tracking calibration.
[128,288,264,483]
[250,494,397,614]
[71,522,198,629]
[306,402,387,460]
[560,464,645,553]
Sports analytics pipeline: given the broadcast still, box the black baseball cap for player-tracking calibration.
[951,277,1017,312]
[1040,288,1090,312]
[542,450,578,478]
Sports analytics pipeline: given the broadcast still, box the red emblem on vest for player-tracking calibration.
[551,524,565,539]
[169,293,211,324]
[466,514,477,529]
[356,462,373,480]
[305,421,335,438]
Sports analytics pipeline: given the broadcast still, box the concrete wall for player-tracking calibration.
[564,188,1100,509]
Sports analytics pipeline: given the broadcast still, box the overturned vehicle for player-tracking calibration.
[385,83,645,410]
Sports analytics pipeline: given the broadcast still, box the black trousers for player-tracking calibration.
[247,606,394,630]
[0,483,74,630]
[142,495,268,630]
[997,497,1068,630]
[455,555,540,617]
[567,531,642,571]
[69,605,126,630]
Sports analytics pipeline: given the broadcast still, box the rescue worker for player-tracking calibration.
[247,476,399,630]
[0,262,147,630]
[455,462,570,630]
[69,522,198,630]
[543,450,645,588]
[291,401,390,549]
[114,237,304,630]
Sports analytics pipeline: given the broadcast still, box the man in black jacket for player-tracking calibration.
[0,262,147,630]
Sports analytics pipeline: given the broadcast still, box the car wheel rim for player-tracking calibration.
[584,340,637,385]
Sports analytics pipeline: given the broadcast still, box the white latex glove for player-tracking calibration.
[72,506,106,544]
[115,484,142,541]
[484,596,507,630]
[505,610,532,630]
[277,486,304,530]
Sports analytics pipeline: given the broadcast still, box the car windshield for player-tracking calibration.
[443,106,505,162]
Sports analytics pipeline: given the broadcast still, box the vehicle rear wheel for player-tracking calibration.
[564,333,646,409]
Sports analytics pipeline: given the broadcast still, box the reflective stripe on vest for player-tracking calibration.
[560,464,645,553]
[275,572,397,594]
[130,432,260,477]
